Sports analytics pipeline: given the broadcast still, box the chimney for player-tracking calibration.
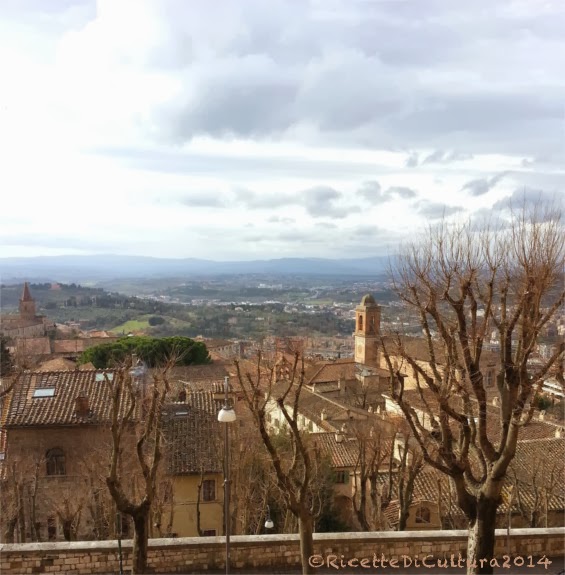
[492,397,500,407]
[556,427,563,439]
[338,377,346,397]
[75,395,90,417]
[321,408,327,421]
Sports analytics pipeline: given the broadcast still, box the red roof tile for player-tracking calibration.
[4,370,135,427]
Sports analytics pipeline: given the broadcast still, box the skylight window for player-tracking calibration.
[95,373,113,382]
[33,388,55,398]
[175,411,189,416]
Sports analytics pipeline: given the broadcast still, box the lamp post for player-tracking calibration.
[217,376,236,575]
[264,506,274,531]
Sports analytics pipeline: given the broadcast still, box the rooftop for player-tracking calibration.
[163,391,224,475]
[4,370,135,427]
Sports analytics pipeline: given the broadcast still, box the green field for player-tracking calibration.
[111,318,151,333]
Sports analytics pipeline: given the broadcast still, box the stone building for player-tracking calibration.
[0,368,228,543]
[0,283,54,340]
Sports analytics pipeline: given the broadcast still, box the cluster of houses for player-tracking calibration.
[0,288,563,543]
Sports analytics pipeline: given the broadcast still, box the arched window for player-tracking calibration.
[46,448,66,476]
[415,505,431,524]
[358,315,363,331]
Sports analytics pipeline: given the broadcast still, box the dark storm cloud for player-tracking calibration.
[461,172,508,197]
[416,201,464,219]
[141,0,565,157]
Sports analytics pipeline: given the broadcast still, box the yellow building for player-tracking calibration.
[163,391,225,537]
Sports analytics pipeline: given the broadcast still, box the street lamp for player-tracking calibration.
[217,377,236,575]
[264,506,274,530]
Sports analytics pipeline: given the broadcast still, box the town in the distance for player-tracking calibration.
[0,240,563,574]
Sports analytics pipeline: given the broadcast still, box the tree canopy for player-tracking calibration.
[78,336,210,368]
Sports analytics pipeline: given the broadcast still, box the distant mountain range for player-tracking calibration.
[0,254,392,283]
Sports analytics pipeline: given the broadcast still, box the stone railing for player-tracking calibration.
[0,528,563,574]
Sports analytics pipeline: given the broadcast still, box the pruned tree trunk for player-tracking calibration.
[4,517,18,543]
[299,513,315,575]
[132,508,150,574]
[466,496,499,575]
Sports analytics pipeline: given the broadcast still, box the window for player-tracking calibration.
[46,448,66,476]
[335,470,349,484]
[485,371,494,387]
[33,388,55,398]
[202,479,216,502]
[358,315,363,331]
[202,529,216,536]
[415,506,431,524]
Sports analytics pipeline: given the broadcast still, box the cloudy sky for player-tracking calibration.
[0,0,563,261]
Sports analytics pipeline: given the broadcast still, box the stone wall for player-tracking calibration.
[0,528,563,574]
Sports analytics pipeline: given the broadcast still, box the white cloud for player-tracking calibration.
[0,0,562,260]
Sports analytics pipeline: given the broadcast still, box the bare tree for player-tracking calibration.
[381,204,564,574]
[350,421,393,530]
[396,433,424,531]
[0,460,27,543]
[235,352,318,575]
[46,484,87,541]
[105,361,171,574]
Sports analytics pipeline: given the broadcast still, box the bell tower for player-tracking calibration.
[354,294,380,367]
[19,282,36,320]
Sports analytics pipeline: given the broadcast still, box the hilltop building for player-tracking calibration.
[0,283,54,339]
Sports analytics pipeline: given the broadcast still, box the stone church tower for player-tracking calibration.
[354,294,381,367]
[19,282,37,320]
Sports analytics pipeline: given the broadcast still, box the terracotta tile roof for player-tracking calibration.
[379,469,462,527]
[4,370,134,427]
[163,363,230,382]
[380,438,565,525]
[204,339,237,349]
[311,432,395,470]
[384,336,499,367]
[503,438,565,513]
[306,360,357,384]
[384,389,560,443]
[163,391,224,475]
[311,433,360,468]
[51,338,120,355]
[36,358,77,371]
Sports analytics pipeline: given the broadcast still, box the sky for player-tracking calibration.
[0,0,563,261]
